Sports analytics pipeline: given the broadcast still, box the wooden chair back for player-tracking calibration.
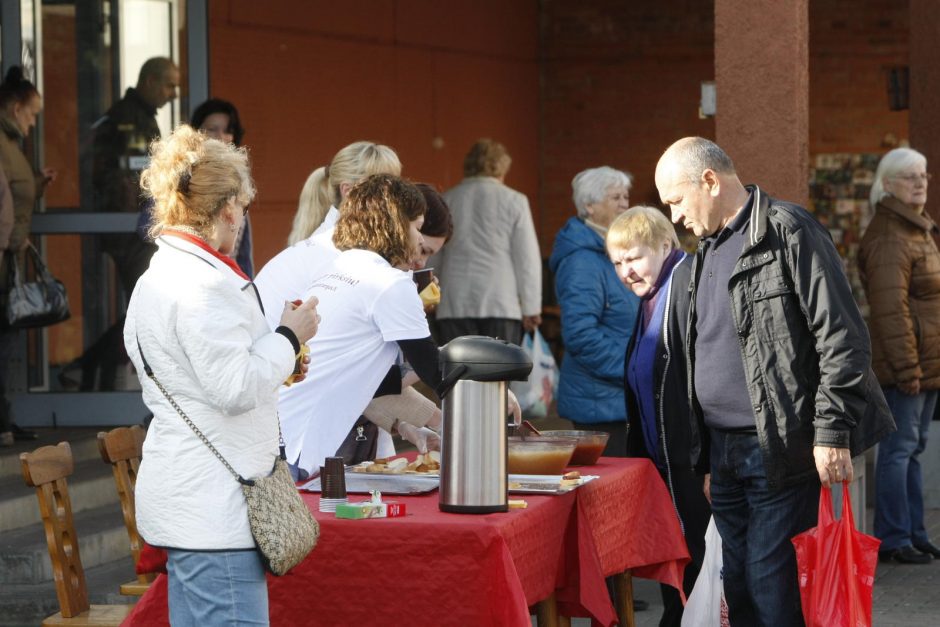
[96,425,154,587]
[20,442,88,618]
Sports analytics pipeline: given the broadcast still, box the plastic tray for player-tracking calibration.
[299,472,440,495]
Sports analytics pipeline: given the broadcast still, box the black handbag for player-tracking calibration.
[6,244,70,329]
[335,416,379,465]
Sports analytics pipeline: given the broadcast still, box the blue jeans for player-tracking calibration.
[167,549,269,626]
[709,430,819,627]
[874,387,937,551]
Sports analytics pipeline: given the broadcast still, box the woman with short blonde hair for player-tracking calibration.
[607,204,680,252]
[607,205,710,626]
[125,124,320,624]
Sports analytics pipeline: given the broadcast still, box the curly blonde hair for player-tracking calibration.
[141,124,255,240]
[333,174,426,268]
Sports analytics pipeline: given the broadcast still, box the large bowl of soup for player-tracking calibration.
[538,430,610,466]
[507,436,577,475]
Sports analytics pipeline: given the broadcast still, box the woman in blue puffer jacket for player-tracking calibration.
[548,166,640,455]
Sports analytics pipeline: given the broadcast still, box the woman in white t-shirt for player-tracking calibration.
[279,174,446,476]
[255,141,401,326]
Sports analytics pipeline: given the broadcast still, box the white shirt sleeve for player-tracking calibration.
[373,276,430,342]
[255,247,297,331]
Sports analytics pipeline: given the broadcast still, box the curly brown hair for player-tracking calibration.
[333,174,426,268]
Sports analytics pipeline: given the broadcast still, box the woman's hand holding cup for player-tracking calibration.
[280,296,320,344]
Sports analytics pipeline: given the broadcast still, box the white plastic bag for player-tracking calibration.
[681,516,730,627]
[510,329,558,418]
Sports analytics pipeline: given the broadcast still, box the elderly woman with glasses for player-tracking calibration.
[859,147,940,565]
[548,166,639,454]
[607,206,710,626]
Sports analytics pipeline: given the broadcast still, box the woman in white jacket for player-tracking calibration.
[124,125,319,625]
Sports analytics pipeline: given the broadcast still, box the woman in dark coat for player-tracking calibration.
[0,67,54,446]
[607,205,710,627]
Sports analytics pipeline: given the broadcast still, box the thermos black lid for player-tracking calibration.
[437,336,533,396]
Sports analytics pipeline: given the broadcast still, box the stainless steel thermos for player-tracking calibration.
[437,336,532,514]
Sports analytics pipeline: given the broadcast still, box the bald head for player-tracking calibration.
[655,137,748,238]
[136,57,179,110]
[657,137,736,183]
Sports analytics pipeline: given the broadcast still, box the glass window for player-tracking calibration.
[21,0,187,394]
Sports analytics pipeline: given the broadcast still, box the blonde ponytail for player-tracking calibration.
[287,167,331,245]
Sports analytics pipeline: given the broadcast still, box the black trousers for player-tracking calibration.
[77,238,156,390]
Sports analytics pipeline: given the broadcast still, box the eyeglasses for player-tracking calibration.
[893,173,932,183]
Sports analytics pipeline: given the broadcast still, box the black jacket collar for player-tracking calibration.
[742,184,770,253]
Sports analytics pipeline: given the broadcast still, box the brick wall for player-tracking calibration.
[809,0,909,154]
[539,0,910,249]
[539,0,715,248]
[208,0,540,268]
[210,0,911,265]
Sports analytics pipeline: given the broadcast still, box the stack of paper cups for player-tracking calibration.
[319,456,348,513]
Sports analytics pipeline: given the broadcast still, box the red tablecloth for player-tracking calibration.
[122,458,688,626]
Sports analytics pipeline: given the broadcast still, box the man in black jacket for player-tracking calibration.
[93,56,178,287]
[655,136,894,626]
[77,57,179,390]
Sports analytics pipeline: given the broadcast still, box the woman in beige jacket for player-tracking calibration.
[0,66,55,446]
[859,147,940,564]
[435,139,542,346]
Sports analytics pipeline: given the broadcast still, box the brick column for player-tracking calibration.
[910,0,940,224]
[714,0,809,206]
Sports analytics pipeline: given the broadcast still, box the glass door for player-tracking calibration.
[2,0,203,427]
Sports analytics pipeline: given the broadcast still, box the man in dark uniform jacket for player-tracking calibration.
[77,57,178,390]
[93,56,178,291]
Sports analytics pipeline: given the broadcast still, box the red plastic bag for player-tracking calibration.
[791,483,880,627]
